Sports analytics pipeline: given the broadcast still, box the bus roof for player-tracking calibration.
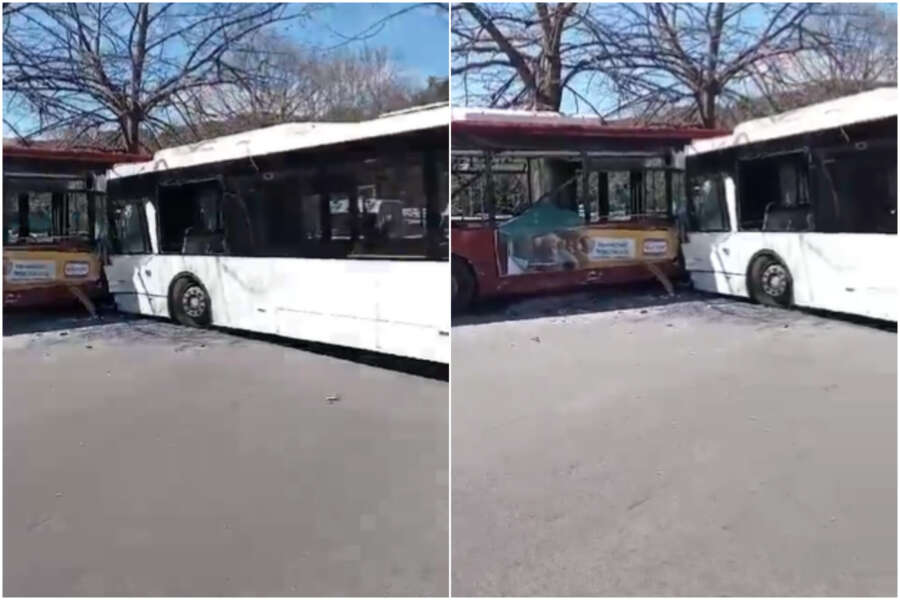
[107,103,449,181]
[687,87,898,156]
[452,107,729,142]
[3,142,150,165]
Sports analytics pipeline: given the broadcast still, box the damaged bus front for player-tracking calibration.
[2,145,148,314]
[682,87,897,321]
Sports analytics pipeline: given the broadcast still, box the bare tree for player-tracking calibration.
[452,2,609,205]
[3,2,312,151]
[746,3,897,114]
[578,3,825,128]
[412,76,450,106]
[167,34,436,144]
[452,3,608,112]
[451,3,867,129]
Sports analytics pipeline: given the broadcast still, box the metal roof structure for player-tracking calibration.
[107,104,449,181]
[3,142,149,165]
[687,87,898,156]
[451,107,729,142]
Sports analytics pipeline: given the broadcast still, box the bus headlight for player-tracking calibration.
[64,261,91,277]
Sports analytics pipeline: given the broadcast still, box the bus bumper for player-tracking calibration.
[3,280,107,309]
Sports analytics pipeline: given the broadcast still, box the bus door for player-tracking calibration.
[681,168,751,296]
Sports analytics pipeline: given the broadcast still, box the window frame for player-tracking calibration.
[735,149,810,232]
[687,171,731,233]
[108,197,152,255]
[812,138,897,234]
[155,176,227,256]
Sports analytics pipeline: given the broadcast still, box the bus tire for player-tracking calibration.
[171,276,212,328]
[452,256,475,314]
[748,254,792,308]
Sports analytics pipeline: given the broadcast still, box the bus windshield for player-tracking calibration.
[3,177,99,247]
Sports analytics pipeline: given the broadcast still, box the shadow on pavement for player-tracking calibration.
[3,303,127,337]
[452,281,707,327]
[452,281,897,334]
[799,307,897,333]
[229,327,448,381]
[4,306,447,381]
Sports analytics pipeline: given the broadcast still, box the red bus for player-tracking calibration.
[3,144,149,313]
[450,109,727,312]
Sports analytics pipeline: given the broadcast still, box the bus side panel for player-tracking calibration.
[374,261,450,364]
[106,254,171,317]
[451,226,501,298]
[107,254,450,361]
[799,233,896,321]
[147,255,230,321]
[682,232,752,299]
[268,259,380,352]
[686,232,897,321]
[684,232,808,300]
[160,256,379,348]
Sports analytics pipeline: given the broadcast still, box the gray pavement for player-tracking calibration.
[452,293,896,596]
[4,312,448,596]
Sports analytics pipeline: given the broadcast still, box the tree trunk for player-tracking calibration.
[701,87,718,128]
[124,110,142,153]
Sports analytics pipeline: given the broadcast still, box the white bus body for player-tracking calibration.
[104,105,450,362]
[682,88,897,321]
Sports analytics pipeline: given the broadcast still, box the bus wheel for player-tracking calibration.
[452,256,475,314]
[171,277,211,327]
[749,255,792,308]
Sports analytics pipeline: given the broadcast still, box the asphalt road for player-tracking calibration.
[4,311,448,596]
[452,291,896,596]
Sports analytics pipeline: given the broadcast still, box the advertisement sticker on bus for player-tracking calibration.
[642,238,669,256]
[588,237,635,260]
[6,260,56,282]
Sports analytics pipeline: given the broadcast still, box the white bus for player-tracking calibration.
[104,104,450,362]
[681,87,897,321]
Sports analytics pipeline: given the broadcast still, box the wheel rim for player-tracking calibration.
[761,263,788,297]
[182,286,207,318]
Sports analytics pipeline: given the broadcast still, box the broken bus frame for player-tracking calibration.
[450,109,727,312]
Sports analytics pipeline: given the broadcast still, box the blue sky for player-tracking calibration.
[275,3,449,84]
[3,3,448,139]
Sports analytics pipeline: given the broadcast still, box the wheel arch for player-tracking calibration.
[746,249,793,302]
[167,271,211,320]
[451,253,479,297]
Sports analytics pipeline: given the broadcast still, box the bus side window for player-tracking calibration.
[347,151,432,259]
[607,172,632,221]
[157,181,227,255]
[688,174,729,232]
[818,145,897,234]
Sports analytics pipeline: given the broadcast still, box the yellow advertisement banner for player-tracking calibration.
[3,249,101,291]
[501,226,678,276]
